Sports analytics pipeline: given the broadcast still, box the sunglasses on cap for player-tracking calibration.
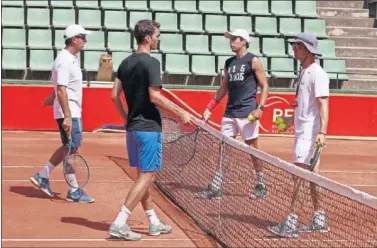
[74,34,87,40]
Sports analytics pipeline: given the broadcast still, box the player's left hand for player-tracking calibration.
[43,92,55,107]
[316,133,326,146]
[250,108,263,120]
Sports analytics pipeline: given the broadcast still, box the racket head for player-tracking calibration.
[63,140,90,189]
[309,143,323,171]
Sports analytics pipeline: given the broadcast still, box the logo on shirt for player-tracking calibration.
[228,65,245,82]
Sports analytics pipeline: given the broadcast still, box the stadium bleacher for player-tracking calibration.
[1,0,352,86]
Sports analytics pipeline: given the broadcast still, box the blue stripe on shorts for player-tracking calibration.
[126,131,162,172]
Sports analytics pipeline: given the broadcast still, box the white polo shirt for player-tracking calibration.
[294,63,330,139]
[52,49,83,119]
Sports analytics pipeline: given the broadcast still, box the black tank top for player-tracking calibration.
[224,52,258,118]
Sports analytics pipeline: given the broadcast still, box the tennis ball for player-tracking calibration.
[275,116,284,125]
[278,123,286,131]
[247,114,254,122]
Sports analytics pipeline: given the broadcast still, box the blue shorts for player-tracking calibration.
[56,118,83,150]
[126,131,162,172]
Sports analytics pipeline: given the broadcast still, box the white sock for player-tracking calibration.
[256,172,264,184]
[39,162,55,179]
[114,205,131,227]
[66,174,79,193]
[211,171,223,191]
[313,210,326,226]
[145,209,160,225]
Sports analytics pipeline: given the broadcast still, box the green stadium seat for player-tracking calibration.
[52,8,75,28]
[295,0,318,18]
[2,0,24,7]
[156,12,178,32]
[150,53,163,73]
[78,9,102,29]
[2,7,25,27]
[149,0,173,12]
[304,19,328,38]
[84,50,107,71]
[318,40,337,59]
[211,35,232,56]
[54,29,65,49]
[205,14,227,34]
[107,31,132,52]
[29,49,54,71]
[159,33,184,54]
[174,1,198,13]
[217,55,228,74]
[280,18,301,37]
[270,57,296,78]
[247,0,270,16]
[262,38,287,57]
[192,55,217,76]
[28,29,52,49]
[100,0,124,9]
[259,56,270,77]
[198,0,223,14]
[249,37,262,56]
[125,0,147,11]
[104,10,127,30]
[165,54,191,75]
[85,30,105,50]
[27,8,50,28]
[2,28,26,49]
[271,0,294,17]
[180,13,204,33]
[185,35,210,54]
[229,16,253,34]
[287,41,294,57]
[129,11,152,30]
[50,0,73,8]
[112,52,131,71]
[222,1,245,14]
[323,59,349,80]
[255,17,278,36]
[2,48,27,71]
[75,0,99,8]
[25,1,49,7]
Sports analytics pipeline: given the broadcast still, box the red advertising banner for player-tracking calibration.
[2,85,377,137]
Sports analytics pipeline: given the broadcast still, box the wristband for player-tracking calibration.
[319,132,326,136]
[206,97,219,111]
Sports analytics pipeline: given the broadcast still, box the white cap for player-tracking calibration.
[63,24,91,40]
[224,29,250,42]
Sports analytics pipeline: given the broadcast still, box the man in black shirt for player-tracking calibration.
[108,20,193,241]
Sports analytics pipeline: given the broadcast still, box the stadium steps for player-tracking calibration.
[318,0,377,90]
[317,0,366,9]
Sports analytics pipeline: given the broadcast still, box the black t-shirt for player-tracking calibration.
[117,52,162,132]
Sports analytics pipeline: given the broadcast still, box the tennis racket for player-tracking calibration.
[63,140,90,189]
[309,142,323,171]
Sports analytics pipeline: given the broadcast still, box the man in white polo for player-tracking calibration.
[30,24,95,203]
[267,32,330,238]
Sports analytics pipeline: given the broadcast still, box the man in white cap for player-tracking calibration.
[267,32,330,237]
[30,24,95,203]
[195,29,269,200]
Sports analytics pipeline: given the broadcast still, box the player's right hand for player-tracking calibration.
[63,117,72,138]
[202,108,211,122]
[181,111,194,125]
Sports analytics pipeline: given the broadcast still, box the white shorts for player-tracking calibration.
[293,136,317,165]
[220,117,259,140]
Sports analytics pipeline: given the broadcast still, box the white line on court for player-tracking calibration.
[254,238,377,243]
[321,170,377,174]
[2,179,134,183]
[2,238,197,242]
[2,166,110,169]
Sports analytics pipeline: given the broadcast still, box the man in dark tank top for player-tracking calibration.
[196,29,270,200]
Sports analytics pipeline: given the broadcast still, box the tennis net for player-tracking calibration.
[156,112,377,248]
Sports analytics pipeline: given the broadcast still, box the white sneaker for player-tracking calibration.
[109,223,141,241]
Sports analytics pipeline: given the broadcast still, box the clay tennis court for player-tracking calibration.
[2,130,376,248]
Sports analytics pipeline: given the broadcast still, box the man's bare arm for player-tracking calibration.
[213,66,229,101]
[111,78,128,122]
[149,87,185,118]
[252,57,269,107]
[317,97,329,134]
[56,85,71,117]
